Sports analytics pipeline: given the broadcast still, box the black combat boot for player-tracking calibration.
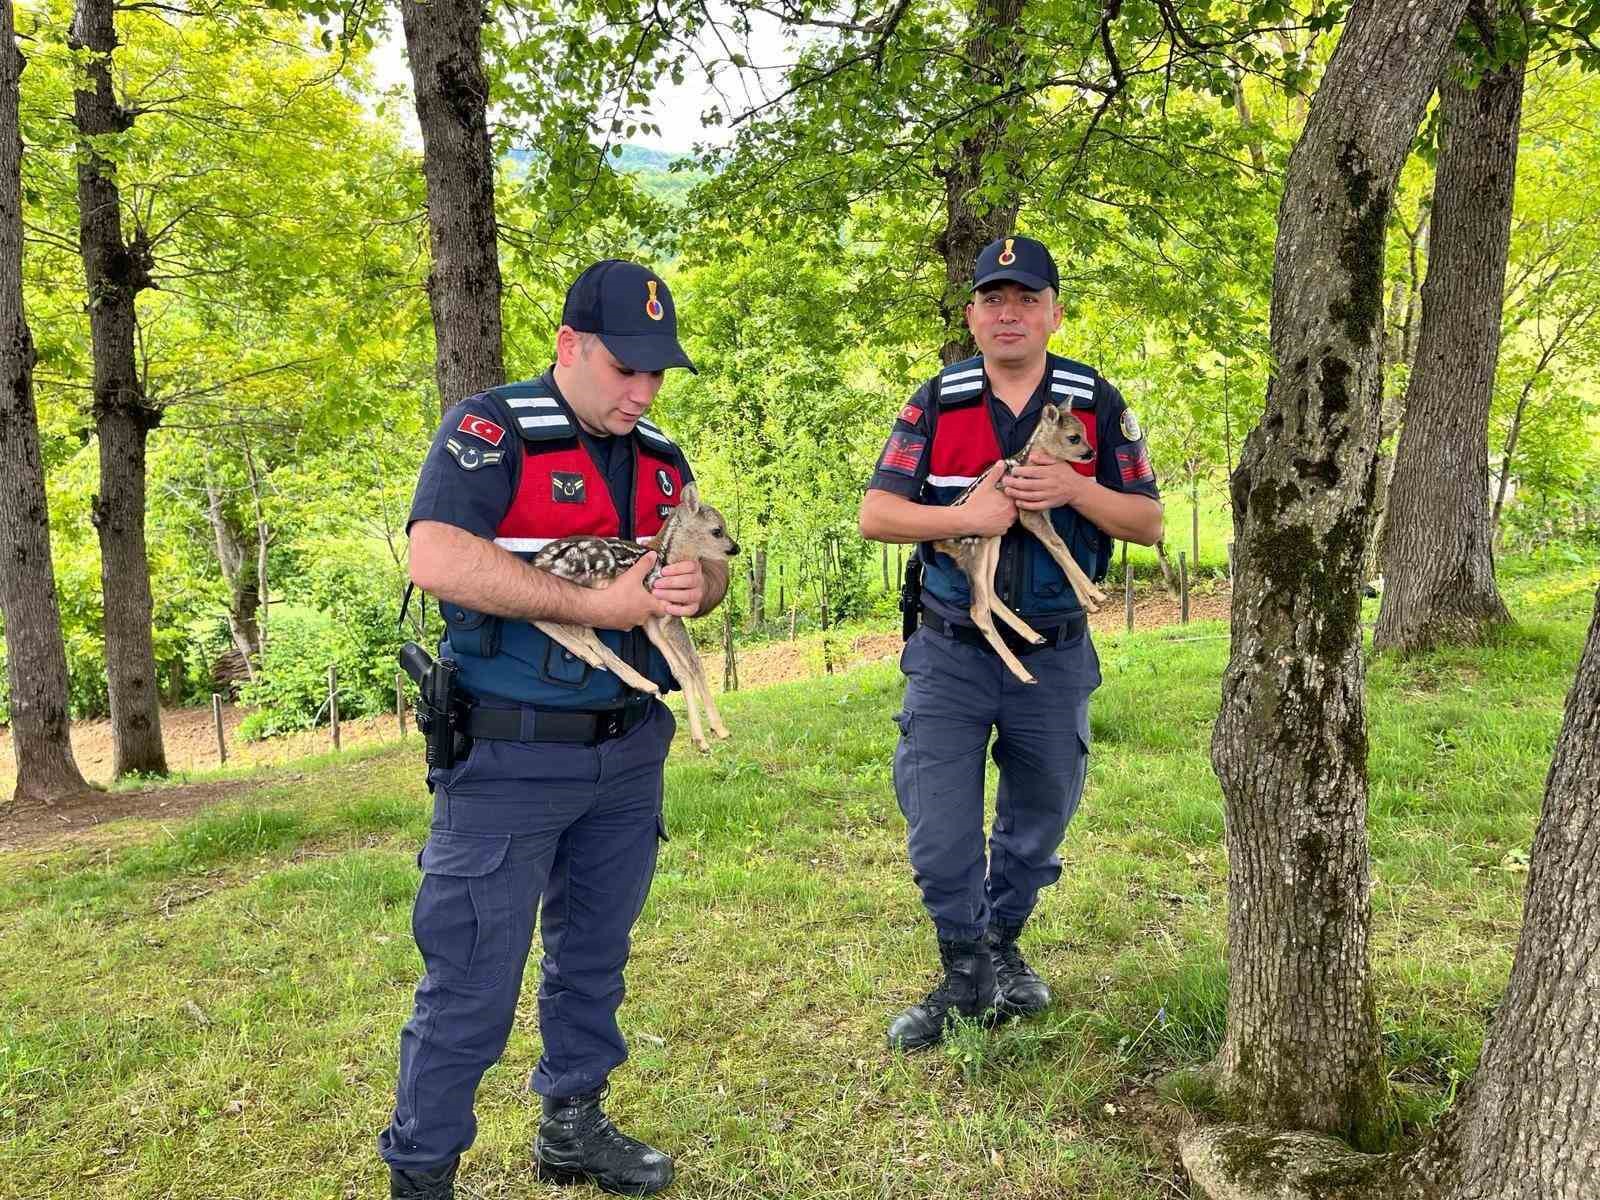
[533,1088,674,1196]
[986,921,1052,1017]
[389,1159,458,1200]
[886,937,998,1051]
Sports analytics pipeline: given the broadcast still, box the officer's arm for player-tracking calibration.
[859,469,1016,543]
[409,520,666,630]
[1066,485,1163,546]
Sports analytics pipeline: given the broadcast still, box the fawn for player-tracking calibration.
[531,483,739,752]
[932,403,1110,684]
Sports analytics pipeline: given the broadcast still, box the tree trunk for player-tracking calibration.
[934,0,1025,365]
[1374,0,1522,654]
[0,9,93,806]
[1184,587,1600,1199]
[1425,585,1600,1196]
[748,546,767,628]
[401,0,505,411]
[204,478,261,678]
[1210,0,1468,1147]
[71,0,166,778]
[1368,208,1428,582]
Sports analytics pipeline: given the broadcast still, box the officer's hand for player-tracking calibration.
[651,559,705,618]
[586,552,670,630]
[960,461,1019,537]
[1004,452,1087,512]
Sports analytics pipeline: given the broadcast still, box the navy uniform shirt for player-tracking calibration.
[867,365,1159,624]
[408,369,694,542]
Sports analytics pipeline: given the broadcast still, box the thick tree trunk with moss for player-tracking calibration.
[1209,0,1469,1147]
[1185,587,1600,1199]
[935,0,1025,365]
[401,0,505,411]
[1374,0,1522,654]
[0,8,93,806]
[71,0,166,779]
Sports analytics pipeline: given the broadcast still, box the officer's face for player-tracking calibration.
[966,283,1062,366]
[557,331,666,436]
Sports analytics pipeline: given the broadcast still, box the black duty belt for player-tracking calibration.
[463,699,654,745]
[920,608,1087,656]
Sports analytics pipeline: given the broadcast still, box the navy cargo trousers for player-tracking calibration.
[893,624,1100,942]
[379,701,674,1172]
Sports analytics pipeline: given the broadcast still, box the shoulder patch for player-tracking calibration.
[898,401,924,427]
[878,431,926,477]
[456,412,506,446]
[1120,408,1142,441]
[445,437,506,472]
[490,384,574,441]
[1115,442,1154,485]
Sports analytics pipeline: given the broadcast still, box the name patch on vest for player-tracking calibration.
[552,471,586,503]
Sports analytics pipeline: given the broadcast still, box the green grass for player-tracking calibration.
[1,559,1594,1199]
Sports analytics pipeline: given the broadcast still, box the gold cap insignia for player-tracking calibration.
[997,238,1017,266]
[645,279,665,321]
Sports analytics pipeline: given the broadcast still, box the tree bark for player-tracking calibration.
[71,0,166,778]
[934,0,1025,365]
[1210,0,1469,1147]
[203,478,261,678]
[0,7,93,806]
[1374,0,1523,653]
[748,546,767,628]
[1185,587,1600,1199]
[401,0,505,411]
[1368,208,1428,582]
[1410,585,1600,1197]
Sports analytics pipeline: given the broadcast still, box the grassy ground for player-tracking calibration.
[2,555,1594,1200]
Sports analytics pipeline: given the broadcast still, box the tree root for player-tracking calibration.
[1181,1125,1422,1200]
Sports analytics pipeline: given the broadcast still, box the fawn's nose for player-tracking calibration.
[726,539,740,557]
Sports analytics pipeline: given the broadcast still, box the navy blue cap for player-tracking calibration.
[561,259,696,373]
[972,235,1059,293]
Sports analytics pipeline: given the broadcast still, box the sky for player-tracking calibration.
[365,14,795,156]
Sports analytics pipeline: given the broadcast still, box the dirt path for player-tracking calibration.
[0,588,1229,849]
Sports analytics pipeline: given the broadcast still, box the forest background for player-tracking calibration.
[0,0,1596,748]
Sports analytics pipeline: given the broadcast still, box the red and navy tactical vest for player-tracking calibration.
[918,353,1113,618]
[440,377,688,708]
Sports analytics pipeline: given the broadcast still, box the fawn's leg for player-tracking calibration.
[968,537,1037,685]
[663,615,729,739]
[534,621,661,695]
[644,617,709,752]
[1017,511,1107,612]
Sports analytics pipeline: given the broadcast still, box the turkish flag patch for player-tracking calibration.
[879,431,925,476]
[898,402,924,427]
[456,413,506,446]
[1116,444,1154,485]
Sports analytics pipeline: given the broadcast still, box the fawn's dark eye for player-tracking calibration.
[712,527,723,537]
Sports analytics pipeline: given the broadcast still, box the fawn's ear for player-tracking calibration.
[1041,403,1061,423]
[680,481,701,512]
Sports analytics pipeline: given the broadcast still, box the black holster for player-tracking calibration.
[398,642,469,771]
[899,554,924,642]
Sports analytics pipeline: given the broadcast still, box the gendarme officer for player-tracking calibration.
[381,261,725,1198]
[860,235,1163,1049]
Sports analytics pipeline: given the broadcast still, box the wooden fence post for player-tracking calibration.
[1123,544,1134,633]
[396,672,407,739]
[212,694,227,765]
[328,665,340,751]
[1179,550,1190,624]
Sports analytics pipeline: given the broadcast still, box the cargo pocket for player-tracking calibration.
[891,710,920,823]
[413,829,515,990]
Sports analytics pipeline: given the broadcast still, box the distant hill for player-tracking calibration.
[503,143,704,205]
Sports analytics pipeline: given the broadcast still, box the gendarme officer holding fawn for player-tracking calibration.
[382,261,724,1198]
[860,235,1163,1050]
